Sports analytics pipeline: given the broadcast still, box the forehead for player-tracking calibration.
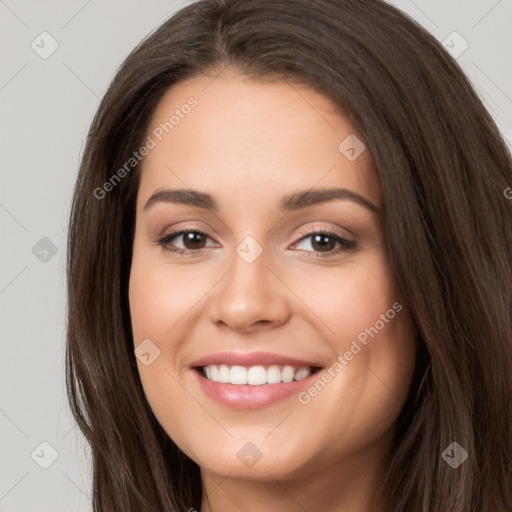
[137,70,381,211]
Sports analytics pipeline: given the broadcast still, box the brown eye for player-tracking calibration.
[291,230,356,257]
[180,231,207,249]
[158,229,215,255]
[310,233,337,252]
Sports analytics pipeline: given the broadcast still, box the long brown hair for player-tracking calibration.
[65,0,512,510]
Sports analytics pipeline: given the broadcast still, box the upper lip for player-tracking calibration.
[189,351,322,368]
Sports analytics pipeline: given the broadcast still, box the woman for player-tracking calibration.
[66,0,512,510]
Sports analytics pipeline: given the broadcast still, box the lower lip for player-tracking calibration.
[192,368,320,409]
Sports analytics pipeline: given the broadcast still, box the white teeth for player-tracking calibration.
[294,368,311,381]
[202,364,313,385]
[247,366,267,385]
[266,365,282,384]
[282,366,295,383]
[230,365,247,384]
[218,365,230,383]
[295,367,312,381]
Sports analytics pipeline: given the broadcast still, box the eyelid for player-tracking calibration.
[289,226,356,256]
[158,223,215,240]
[293,224,356,243]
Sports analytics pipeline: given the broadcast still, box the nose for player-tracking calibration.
[207,244,291,334]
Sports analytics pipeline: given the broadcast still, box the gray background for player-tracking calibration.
[1,1,511,510]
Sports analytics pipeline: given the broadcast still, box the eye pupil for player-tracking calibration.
[312,234,335,252]
[183,231,206,249]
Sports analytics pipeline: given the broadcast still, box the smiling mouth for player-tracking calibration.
[194,364,323,386]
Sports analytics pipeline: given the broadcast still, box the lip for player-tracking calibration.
[192,369,321,409]
[189,351,323,410]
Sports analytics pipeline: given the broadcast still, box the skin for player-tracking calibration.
[129,69,417,512]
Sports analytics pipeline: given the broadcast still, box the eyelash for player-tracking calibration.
[157,226,356,258]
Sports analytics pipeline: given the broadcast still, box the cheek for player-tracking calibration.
[129,248,206,343]
[289,254,416,441]
[128,248,194,425]
[290,254,402,349]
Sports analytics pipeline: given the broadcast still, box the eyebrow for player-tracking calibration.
[143,187,379,214]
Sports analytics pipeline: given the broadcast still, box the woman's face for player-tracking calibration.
[129,70,416,486]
